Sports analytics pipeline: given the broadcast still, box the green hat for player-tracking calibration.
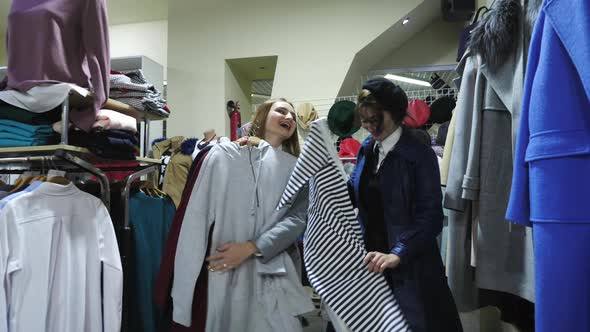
[328,100,360,138]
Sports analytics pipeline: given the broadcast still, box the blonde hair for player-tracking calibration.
[356,89,383,112]
[249,98,301,157]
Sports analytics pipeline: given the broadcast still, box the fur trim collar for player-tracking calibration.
[180,137,198,155]
[469,0,521,68]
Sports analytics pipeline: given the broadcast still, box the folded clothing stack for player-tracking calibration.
[69,129,139,160]
[110,70,170,118]
[0,100,62,126]
[53,109,138,134]
[0,119,57,147]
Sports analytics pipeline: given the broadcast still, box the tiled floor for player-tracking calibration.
[301,307,521,332]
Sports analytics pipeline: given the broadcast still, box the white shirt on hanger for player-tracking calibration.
[374,126,403,172]
[0,182,122,332]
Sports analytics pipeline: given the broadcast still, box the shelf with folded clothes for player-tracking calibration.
[107,69,170,121]
[0,144,160,165]
[103,98,168,121]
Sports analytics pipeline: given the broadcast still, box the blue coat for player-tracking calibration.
[506,0,590,225]
[349,129,462,332]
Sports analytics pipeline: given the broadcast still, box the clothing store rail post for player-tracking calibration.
[54,149,111,210]
[122,164,160,228]
[143,120,150,157]
[60,94,70,145]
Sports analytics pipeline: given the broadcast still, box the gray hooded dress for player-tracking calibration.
[172,141,314,331]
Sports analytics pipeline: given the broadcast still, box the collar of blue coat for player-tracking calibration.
[543,0,590,101]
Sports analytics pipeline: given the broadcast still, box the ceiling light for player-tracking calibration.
[402,17,410,25]
[385,74,431,87]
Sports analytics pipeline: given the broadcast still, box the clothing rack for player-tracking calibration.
[122,164,160,229]
[0,144,161,210]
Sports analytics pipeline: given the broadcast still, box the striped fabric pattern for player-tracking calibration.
[279,118,409,332]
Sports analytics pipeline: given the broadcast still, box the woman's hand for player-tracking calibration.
[363,252,401,273]
[206,241,259,272]
[237,136,261,147]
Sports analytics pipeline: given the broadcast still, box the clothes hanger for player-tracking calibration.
[9,177,31,193]
[472,6,489,24]
[46,157,71,185]
[30,175,47,183]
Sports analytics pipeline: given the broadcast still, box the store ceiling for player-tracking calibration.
[0,0,168,26]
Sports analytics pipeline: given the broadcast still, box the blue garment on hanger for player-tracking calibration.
[129,191,175,332]
[0,181,44,210]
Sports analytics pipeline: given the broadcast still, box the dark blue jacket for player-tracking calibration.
[349,128,462,332]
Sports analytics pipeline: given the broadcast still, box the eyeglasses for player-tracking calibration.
[360,117,381,126]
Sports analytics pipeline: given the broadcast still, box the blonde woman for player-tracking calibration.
[172,98,313,331]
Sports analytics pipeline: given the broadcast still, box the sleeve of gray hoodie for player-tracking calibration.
[254,184,309,264]
[171,149,218,327]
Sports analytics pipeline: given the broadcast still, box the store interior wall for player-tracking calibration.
[371,17,465,71]
[166,0,425,138]
[109,20,169,80]
[0,0,485,139]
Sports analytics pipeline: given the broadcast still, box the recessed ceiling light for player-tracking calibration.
[259,66,266,70]
[402,18,410,25]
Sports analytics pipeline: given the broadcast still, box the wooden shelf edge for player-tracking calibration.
[0,145,161,165]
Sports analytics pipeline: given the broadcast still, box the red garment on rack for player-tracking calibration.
[91,161,139,182]
[338,138,361,161]
[154,150,210,332]
[229,111,241,141]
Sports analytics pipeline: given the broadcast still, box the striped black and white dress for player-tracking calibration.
[279,118,409,332]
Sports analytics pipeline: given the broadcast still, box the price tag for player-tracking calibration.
[47,169,66,178]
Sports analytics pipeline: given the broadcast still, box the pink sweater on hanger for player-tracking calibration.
[1,0,110,131]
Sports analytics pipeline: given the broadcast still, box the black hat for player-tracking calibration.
[361,77,408,122]
[429,96,455,124]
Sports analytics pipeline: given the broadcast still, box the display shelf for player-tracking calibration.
[0,145,161,209]
[0,145,160,165]
[103,98,168,121]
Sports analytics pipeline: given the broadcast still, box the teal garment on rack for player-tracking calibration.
[129,191,175,332]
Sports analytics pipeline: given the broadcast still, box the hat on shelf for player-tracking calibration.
[429,96,455,124]
[404,99,431,128]
[327,100,360,138]
[296,102,318,131]
[338,138,362,160]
